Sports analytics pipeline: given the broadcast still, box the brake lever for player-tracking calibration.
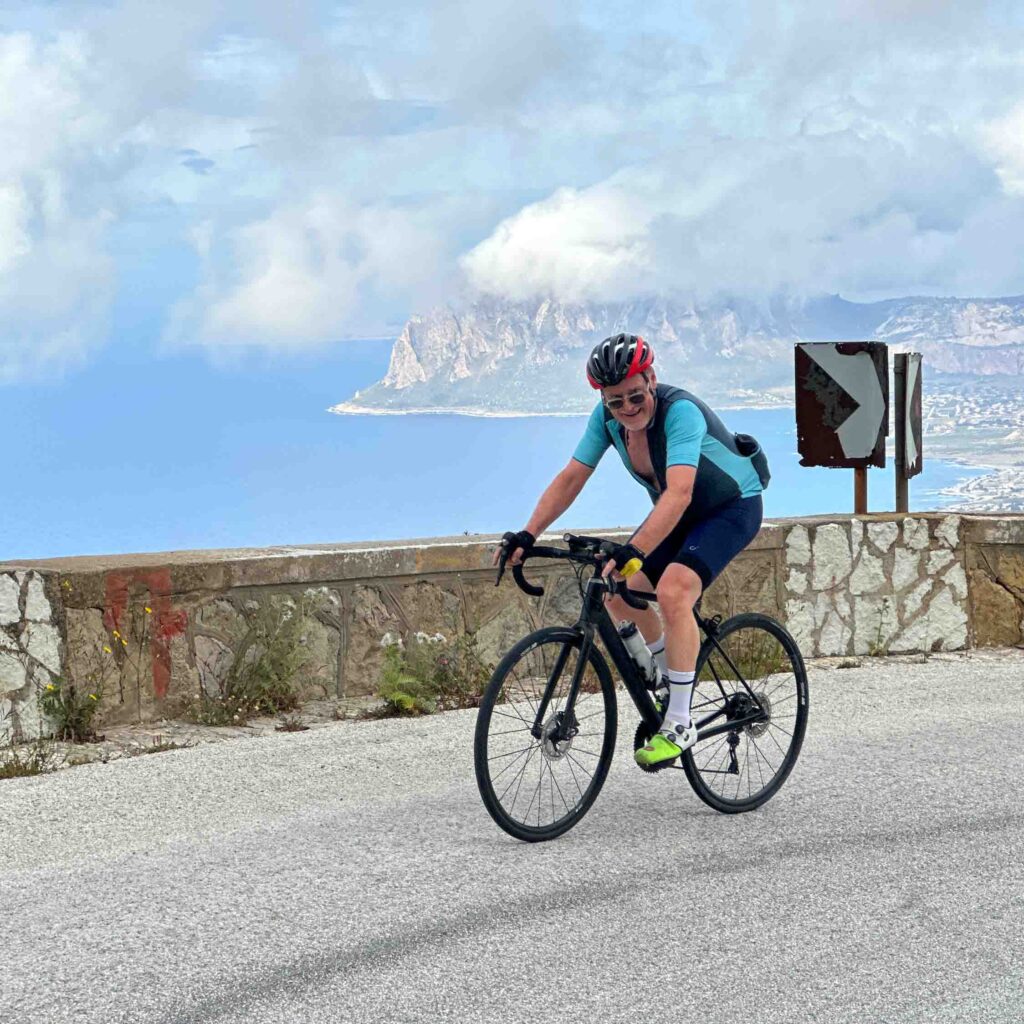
[494,545,509,586]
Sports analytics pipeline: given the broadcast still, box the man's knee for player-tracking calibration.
[657,566,702,620]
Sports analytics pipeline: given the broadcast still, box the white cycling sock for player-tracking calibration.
[646,633,667,676]
[665,669,695,730]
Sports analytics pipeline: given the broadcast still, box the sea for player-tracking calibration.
[1,338,985,560]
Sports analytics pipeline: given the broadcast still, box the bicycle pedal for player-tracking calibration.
[633,722,683,773]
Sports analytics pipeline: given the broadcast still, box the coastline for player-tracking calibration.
[327,402,584,418]
[327,399,789,418]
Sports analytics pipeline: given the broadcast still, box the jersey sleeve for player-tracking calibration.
[664,400,706,468]
[572,403,611,467]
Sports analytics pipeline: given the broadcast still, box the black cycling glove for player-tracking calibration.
[501,529,536,556]
[605,541,645,577]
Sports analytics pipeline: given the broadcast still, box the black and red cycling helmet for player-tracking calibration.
[586,333,654,389]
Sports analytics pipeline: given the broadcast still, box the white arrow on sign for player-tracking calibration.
[905,354,920,468]
[805,345,886,459]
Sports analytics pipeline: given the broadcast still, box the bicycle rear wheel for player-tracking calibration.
[682,612,808,813]
[474,627,617,842]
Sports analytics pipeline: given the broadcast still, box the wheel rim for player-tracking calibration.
[688,622,803,805]
[482,638,611,832]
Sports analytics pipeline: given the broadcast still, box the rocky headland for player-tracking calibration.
[331,293,1024,510]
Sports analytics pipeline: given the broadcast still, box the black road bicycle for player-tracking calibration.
[474,533,809,842]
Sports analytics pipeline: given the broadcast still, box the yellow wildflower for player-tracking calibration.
[103,646,112,654]
[121,639,128,647]
[45,683,56,691]
[112,630,120,638]
[89,694,98,701]
[145,606,152,614]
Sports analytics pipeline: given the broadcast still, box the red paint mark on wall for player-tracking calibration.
[103,568,188,701]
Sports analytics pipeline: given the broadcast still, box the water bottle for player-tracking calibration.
[617,622,658,686]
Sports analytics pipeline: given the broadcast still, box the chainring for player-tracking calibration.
[633,721,677,774]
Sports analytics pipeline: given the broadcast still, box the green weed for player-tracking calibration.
[375,632,491,717]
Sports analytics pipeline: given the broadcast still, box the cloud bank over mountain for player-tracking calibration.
[2,0,1024,380]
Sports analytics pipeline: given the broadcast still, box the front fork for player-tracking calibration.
[529,631,591,741]
[530,579,608,742]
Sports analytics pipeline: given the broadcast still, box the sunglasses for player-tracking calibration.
[603,387,650,411]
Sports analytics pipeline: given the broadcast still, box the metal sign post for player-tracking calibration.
[854,467,868,514]
[795,341,890,514]
[893,352,923,513]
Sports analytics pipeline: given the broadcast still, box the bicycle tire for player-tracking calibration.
[682,612,808,813]
[474,627,617,842]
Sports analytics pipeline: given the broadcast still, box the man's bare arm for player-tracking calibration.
[628,464,696,558]
[493,459,595,566]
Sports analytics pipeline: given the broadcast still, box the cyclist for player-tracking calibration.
[496,333,768,768]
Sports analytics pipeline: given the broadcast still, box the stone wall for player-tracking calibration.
[782,514,969,656]
[2,513,1023,738]
[0,571,64,742]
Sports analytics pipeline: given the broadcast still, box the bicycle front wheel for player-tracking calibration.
[682,612,808,813]
[474,627,617,842]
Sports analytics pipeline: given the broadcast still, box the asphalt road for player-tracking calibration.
[2,650,1023,1024]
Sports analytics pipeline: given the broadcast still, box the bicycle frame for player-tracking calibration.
[529,571,768,745]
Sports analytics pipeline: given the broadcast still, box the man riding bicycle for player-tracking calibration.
[496,333,769,769]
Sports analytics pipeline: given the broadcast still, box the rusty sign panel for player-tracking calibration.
[795,342,889,468]
[900,352,923,479]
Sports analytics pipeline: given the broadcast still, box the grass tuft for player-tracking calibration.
[0,738,62,780]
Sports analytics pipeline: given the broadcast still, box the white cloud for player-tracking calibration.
[3,0,1024,377]
[0,31,116,381]
[980,102,1024,196]
[173,192,498,346]
[462,125,1023,303]
[463,4,1024,306]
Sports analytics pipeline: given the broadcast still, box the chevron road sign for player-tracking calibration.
[795,342,890,469]
[894,352,923,512]
[898,352,923,479]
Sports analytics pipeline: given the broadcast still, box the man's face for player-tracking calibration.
[602,372,656,430]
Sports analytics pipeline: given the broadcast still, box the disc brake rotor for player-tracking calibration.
[540,711,575,762]
[746,690,772,737]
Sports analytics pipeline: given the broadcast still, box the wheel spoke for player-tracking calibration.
[489,744,537,762]
[506,665,540,719]
[491,743,535,781]
[564,750,595,782]
[749,735,777,779]
[549,762,571,816]
[564,752,585,800]
[695,735,728,772]
[764,726,790,759]
[522,758,544,824]
[752,736,766,792]
[501,744,538,808]
[493,701,532,727]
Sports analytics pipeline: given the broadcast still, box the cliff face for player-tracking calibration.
[339,294,1024,414]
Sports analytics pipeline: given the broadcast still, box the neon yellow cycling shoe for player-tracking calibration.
[634,721,698,767]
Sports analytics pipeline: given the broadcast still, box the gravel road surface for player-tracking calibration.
[2,650,1022,1024]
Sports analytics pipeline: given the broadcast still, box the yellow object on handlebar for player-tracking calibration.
[620,557,643,578]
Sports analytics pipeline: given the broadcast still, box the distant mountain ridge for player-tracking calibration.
[333,294,1024,415]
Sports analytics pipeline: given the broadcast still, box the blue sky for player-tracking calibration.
[2,0,1024,384]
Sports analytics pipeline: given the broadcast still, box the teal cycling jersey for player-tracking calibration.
[572,384,768,519]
